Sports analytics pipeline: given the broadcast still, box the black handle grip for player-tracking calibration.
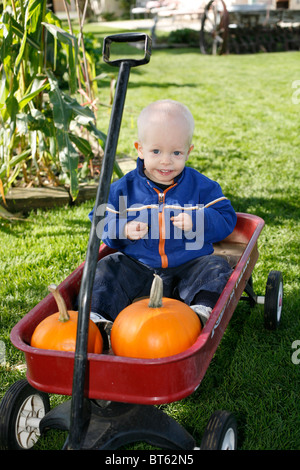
[103,32,151,67]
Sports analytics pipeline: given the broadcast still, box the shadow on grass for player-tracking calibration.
[228,194,299,225]
[127,80,197,89]
[0,221,25,237]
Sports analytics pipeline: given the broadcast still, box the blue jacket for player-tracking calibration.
[89,158,237,268]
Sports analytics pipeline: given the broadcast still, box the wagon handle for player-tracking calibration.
[67,33,151,451]
[103,32,151,67]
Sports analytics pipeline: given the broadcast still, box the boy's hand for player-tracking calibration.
[171,213,193,232]
[125,221,148,240]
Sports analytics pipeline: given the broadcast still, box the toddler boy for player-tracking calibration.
[89,100,237,326]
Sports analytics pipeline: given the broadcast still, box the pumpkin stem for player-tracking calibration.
[48,284,70,322]
[148,274,163,308]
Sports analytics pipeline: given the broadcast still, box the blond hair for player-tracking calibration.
[137,99,194,145]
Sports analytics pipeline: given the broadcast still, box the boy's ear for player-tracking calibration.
[134,141,143,159]
[186,144,194,160]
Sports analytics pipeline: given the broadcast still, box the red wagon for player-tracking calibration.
[0,212,283,450]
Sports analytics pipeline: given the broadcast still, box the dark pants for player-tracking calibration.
[91,252,232,321]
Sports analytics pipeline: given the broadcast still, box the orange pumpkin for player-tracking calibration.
[111,274,201,359]
[31,284,103,353]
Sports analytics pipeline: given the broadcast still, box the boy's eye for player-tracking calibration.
[152,149,160,154]
[174,151,182,156]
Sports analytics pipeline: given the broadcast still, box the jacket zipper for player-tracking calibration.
[153,184,177,268]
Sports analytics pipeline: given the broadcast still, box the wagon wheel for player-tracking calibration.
[264,270,283,330]
[200,0,229,55]
[0,379,50,450]
[200,410,237,450]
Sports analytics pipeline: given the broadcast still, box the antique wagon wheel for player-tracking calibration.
[200,0,229,55]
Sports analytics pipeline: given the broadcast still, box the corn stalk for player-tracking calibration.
[0,0,116,208]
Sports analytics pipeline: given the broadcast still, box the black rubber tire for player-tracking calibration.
[0,379,50,450]
[264,270,283,330]
[200,410,237,450]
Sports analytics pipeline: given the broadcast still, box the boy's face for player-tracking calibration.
[134,116,194,186]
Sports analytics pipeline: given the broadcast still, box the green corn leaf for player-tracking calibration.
[26,0,44,34]
[62,93,96,125]
[0,149,31,179]
[69,133,93,160]
[86,122,107,147]
[42,22,78,94]
[57,130,79,200]
[46,70,79,200]
[9,16,40,51]
[14,0,42,72]
[18,82,50,109]
[0,66,9,109]
[14,30,28,73]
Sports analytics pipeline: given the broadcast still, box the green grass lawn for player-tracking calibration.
[0,24,299,450]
